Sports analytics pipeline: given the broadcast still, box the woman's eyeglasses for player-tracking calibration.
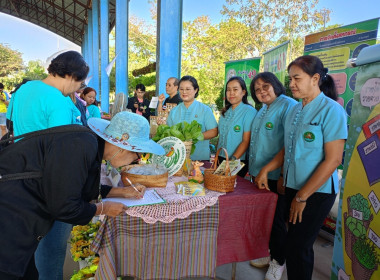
[254,84,271,94]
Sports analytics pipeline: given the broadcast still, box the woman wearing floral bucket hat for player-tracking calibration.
[0,111,164,280]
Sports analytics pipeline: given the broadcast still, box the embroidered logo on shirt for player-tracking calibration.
[265,122,274,130]
[233,125,241,132]
[303,132,315,142]
[195,114,198,118]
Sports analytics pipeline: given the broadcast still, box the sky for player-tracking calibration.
[0,0,379,64]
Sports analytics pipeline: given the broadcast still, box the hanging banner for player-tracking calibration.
[263,41,289,84]
[224,57,261,104]
[304,19,379,125]
[331,61,380,280]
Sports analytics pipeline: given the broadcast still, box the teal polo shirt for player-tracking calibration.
[167,100,218,160]
[249,95,297,179]
[7,80,81,136]
[217,102,257,159]
[283,92,347,193]
[87,104,101,119]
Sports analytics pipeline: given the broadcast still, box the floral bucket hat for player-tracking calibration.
[88,111,165,155]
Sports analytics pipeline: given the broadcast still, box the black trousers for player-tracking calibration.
[0,255,38,280]
[268,179,287,265]
[284,187,336,280]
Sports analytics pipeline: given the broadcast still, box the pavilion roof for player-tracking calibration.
[0,0,116,46]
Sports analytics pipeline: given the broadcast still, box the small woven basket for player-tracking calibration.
[204,148,236,193]
[121,165,168,188]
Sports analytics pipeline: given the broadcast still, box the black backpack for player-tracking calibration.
[0,125,92,181]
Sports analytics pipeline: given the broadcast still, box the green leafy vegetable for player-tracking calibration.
[152,120,204,154]
[349,194,371,220]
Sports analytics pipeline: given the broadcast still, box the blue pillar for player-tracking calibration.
[100,0,110,113]
[91,0,100,99]
[115,0,129,97]
[82,29,88,63]
[87,10,94,84]
[157,0,183,97]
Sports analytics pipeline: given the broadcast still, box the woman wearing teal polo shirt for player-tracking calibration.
[167,75,218,160]
[248,72,297,279]
[217,76,256,177]
[256,55,347,280]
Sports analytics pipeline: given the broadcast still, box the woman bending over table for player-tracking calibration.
[167,75,218,160]
[0,112,164,280]
[256,55,347,280]
[248,72,297,279]
[217,76,256,177]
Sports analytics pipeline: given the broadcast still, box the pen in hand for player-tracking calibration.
[124,176,144,199]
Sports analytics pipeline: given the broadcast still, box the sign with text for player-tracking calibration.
[263,41,289,84]
[304,19,379,125]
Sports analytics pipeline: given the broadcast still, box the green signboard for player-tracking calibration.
[224,57,261,104]
[263,41,289,84]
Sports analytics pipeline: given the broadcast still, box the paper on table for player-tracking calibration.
[103,189,166,207]
[149,97,159,108]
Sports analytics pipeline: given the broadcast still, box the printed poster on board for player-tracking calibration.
[331,61,380,280]
[263,41,289,84]
[304,18,379,126]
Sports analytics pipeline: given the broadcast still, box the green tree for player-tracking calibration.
[182,17,252,104]
[109,15,156,97]
[0,43,24,77]
[24,60,47,80]
[0,60,47,91]
[222,0,331,60]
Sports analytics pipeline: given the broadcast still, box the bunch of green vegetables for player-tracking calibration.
[346,216,366,238]
[353,238,379,270]
[350,194,371,220]
[152,120,204,154]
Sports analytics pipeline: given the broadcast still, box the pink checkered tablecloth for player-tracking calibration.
[92,176,277,280]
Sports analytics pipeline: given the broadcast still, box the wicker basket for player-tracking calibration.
[204,148,236,192]
[121,165,168,188]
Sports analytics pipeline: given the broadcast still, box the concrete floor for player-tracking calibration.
[64,235,334,280]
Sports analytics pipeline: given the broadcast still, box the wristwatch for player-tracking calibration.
[230,155,237,161]
[295,196,307,203]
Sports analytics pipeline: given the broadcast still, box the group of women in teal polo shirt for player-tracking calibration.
[214,55,346,280]
[254,55,347,280]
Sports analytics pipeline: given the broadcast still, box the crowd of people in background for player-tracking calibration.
[0,50,346,280]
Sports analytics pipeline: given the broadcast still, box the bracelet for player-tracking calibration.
[99,201,104,215]
[295,196,307,203]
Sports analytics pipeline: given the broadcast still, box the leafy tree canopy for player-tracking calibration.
[0,43,24,77]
